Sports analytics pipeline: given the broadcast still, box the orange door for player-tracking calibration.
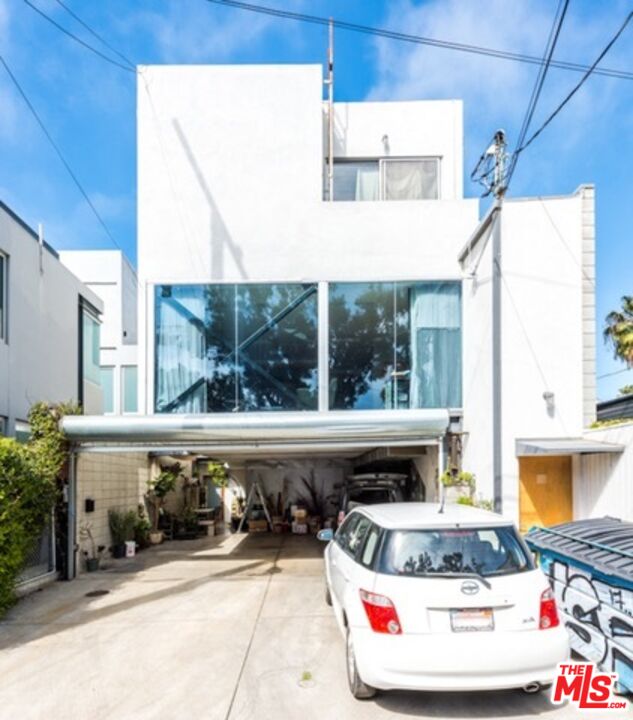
[518,455,572,534]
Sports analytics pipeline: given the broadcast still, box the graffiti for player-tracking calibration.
[543,556,633,694]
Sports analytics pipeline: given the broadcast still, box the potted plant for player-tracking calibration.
[146,463,181,544]
[440,469,476,504]
[108,509,137,557]
[134,504,151,550]
[79,522,105,571]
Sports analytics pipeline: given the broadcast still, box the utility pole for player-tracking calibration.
[490,130,507,514]
[324,18,334,202]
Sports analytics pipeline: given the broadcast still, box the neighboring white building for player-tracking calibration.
[61,250,138,415]
[0,200,104,436]
[62,63,622,538]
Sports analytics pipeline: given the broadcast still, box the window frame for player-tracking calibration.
[331,156,441,201]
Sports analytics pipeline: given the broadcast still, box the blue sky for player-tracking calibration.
[1,0,632,400]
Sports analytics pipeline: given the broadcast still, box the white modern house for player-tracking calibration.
[60,250,138,415]
[0,200,104,434]
[0,200,104,588]
[60,63,629,569]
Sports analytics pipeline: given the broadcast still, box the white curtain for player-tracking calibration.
[156,288,206,412]
[355,165,380,201]
[384,159,438,200]
[409,282,461,409]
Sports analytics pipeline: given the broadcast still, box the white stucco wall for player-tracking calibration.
[76,451,150,572]
[61,250,138,414]
[0,204,104,432]
[462,190,593,521]
[573,423,633,522]
[136,64,478,412]
[136,64,593,520]
[331,100,463,200]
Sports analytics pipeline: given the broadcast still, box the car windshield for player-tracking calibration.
[379,526,532,578]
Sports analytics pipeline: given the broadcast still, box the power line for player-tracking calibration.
[515,11,633,156]
[597,368,632,380]
[505,0,569,191]
[52,0,136,70]
[22,0,134,74]
[0,55,126,256]
[205,0,633,81]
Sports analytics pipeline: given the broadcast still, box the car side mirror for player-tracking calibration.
[317,528,334,542]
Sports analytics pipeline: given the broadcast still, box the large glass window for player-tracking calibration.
[122,366,138,414]
[329,281,461,410]
[100,367,114,414]
[155,283,318,413]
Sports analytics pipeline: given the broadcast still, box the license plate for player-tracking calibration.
[450,608,494,632]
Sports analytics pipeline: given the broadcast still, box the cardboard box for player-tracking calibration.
[248,519,268,532]
[294,509,308,522]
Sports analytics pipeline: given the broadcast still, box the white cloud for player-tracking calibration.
[129,0,280,63]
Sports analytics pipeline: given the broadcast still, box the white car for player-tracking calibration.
[318,503,569,699]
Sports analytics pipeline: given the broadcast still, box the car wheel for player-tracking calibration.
[325,583,332,607]
[346,628,376,699]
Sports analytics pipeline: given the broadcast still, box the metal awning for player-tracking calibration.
[516,437,625,457]
[62,409,449,455]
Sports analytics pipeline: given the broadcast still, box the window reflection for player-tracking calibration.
[155,283,318,413]
[329,281,461,410]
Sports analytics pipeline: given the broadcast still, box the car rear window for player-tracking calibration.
[379,526,532,577]
[348,488,396,508]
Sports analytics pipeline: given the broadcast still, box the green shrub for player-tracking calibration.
[0,402,79,617]
[0,439,55,614]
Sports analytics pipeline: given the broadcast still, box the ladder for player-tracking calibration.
[237,480,272,533]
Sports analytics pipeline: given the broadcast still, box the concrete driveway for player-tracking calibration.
[0,533,628,720]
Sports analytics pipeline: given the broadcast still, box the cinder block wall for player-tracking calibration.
[76,452,150,569]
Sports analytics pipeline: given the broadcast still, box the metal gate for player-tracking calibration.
[17,514,57,590]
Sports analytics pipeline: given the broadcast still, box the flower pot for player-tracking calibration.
[86,557,100,572]
[149,530,163,545]
[112,543,127,559]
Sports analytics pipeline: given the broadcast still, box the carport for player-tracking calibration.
[61,409,449,579]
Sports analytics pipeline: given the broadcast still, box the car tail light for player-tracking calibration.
[539,588,560,629]
[359,589,402,634]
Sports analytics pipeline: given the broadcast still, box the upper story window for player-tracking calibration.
[331,158,439,202]
[0,252,6,341]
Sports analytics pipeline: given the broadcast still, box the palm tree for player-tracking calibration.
[604,296,633,366]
